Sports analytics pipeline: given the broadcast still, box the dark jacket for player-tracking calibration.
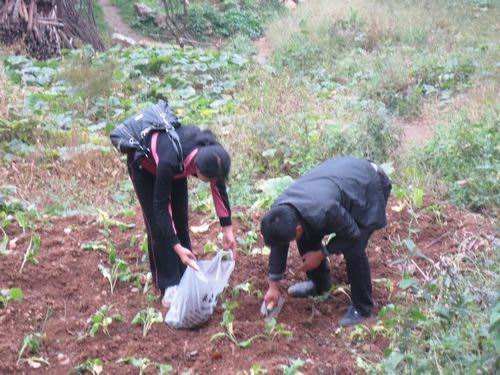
[273,156,389,251]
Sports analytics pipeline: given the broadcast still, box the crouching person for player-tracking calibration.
[260,156,391,326]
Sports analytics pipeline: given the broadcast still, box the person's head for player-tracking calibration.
[195,144,231,182]
[260,205,303,247]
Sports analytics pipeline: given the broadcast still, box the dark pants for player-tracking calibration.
[313,169,391,316]
[127,153,191,292]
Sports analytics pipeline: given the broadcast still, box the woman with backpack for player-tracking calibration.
[111,101,236,308]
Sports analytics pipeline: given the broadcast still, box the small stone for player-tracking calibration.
[57,353,70,365]
[8,238,17,250]
[131,287,139,293]
[64,227,72,235]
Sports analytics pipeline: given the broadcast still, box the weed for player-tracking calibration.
[132,308,163,337]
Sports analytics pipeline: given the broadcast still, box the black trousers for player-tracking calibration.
[312,169,391,316]
[127,153,191,292]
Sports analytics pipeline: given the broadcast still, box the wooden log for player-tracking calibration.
[19,0,28,21]
[27,0,35,31]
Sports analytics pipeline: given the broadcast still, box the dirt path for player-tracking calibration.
[98,0,153,43]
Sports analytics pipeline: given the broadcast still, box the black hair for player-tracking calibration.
[260,205,299,246]
[194,130,231,181]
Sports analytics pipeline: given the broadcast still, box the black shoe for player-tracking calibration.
[287,280,318,298]
[339,305,369,327]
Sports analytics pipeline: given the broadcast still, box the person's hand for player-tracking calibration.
[173,244,200,271]
[264,281,281,310]
[300,250,326,272]
[222,225,237,258]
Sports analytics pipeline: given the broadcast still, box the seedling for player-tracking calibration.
[74,358,104,375]
[0,227,9,255]
[203,241,217,254]
[97,209,135,231]
[86,305,123,337]
[19,234,41,273]
[264,318,293,340]
[281,359,305,375]
[117,357,153,375]
[248,364,268,375]
[17,332,44,364]
[232,281,253,298]
[81,241,107,252]
[132,308,163,337]
[237,230,259,255]
[211,300,265,348]
[98,246,132,294]
[0,287,24,308]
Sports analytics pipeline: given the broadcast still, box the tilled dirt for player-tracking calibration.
[0,198,493,374]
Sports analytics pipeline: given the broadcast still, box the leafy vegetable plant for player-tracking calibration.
[86,305,123,337]
[98,245,132,294]
[132,308,163,337]
[211,300,265,348]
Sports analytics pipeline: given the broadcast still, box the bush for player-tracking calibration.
[415,111,499,212]
[363,241,499,373]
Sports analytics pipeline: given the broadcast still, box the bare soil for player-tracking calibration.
[0,198,493,374]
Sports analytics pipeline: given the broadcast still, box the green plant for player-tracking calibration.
[97,209,135,231]
[132,308,163,337]
[0,227,9,255]
[17,332,44,365]
[414,112,499,211]
[98,244,132,294]
[19,234,41,273]
[74,358,104,374]
[86,305,123,337]
[264,318,293,340]
[281,358,305,375]
[81,241,107,252]
[117,357,173,375]
[362,236,498,373]
[0,287,24,308]
[211,300,265,348]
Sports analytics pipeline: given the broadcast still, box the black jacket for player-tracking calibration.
[273,156,388,251]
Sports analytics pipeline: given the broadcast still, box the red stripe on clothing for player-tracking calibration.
[211,180,229,218]
[174,148,198,180]
[151,132,160,165]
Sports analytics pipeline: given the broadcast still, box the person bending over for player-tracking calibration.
[261,156,391,326]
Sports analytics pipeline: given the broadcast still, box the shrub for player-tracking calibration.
[415,111,499,212]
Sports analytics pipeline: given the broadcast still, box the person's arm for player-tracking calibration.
[323,203,361,255]
[268,242,290,281]
[326,202,361,240]
[210,180,232,227]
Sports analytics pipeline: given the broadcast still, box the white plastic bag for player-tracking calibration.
[165,251,235,329]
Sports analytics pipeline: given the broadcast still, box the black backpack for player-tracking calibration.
[110,100,184,171]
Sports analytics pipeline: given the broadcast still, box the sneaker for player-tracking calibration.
[339,305,369,327]
[161,285,178,308]
[287,280,318,298]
